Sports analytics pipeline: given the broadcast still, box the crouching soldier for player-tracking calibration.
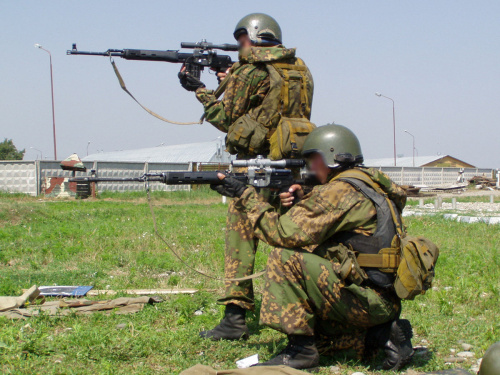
[210,124,414,370]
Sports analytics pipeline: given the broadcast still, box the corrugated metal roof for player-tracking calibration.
[82,140,234,164]
[364,155,442,167]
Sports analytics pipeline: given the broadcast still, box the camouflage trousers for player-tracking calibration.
[217,191,278,310]
[260,247,401,355]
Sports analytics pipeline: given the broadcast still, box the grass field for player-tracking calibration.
[0,190,498,374]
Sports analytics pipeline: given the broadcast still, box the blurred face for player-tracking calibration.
[307,153,331,184]
[237,33,253,48]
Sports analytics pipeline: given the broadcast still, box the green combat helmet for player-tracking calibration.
[479,341,500,375]
[302,124,364,168]
[233,13,282,45]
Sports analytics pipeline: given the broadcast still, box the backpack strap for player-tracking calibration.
[334,172,403,271]
[213,62,242,99]
[333,169,405,237]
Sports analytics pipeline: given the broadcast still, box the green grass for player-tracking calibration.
[0,191,498,374]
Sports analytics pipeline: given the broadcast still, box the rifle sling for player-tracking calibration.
[198,72,232,123]
[110,58,202,125]
[146,189,264,282]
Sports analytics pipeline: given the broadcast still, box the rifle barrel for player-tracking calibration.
[66,49,125,56]
[180,42,238,51]
[69,177,153,183]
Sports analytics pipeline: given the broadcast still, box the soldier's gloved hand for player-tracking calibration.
[178,71,205,92]
[210,173,248,198]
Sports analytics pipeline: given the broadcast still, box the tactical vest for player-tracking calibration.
[321,169,439,300]
[224,58,315,159]
[332,176,403,288]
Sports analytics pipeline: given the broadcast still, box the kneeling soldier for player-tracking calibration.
[211,124,414,370]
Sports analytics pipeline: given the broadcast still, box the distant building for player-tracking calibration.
[364,155,475,168]
[82,140,234,164]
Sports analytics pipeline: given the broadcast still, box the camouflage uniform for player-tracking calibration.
[233,167,406,353]
[195,46,313,311]
[196,46,302,133]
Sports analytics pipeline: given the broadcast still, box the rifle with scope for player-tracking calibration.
[67,40,237,80]
[69,157,318,192]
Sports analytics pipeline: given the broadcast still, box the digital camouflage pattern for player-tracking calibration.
[195,46,301,133]
[232,167,406,352]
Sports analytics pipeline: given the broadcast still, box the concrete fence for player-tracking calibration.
[376,166,495,187]
[0,160,191,196]
[0,160,496,196]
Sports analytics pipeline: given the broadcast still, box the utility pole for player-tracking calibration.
[404,130,416,167]
[375,92,397,166]
[35,44,57,160]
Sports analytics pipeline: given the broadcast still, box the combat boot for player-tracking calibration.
[199,304,249,341]
[365,319,414,371]
[254,335,320,369]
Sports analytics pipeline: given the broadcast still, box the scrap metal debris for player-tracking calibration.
[468,175,497,189]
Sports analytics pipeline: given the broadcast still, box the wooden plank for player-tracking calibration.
[86,288,198,296]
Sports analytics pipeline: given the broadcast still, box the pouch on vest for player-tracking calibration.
[332,169,439,299]
[226,115,268,156]
[269,117,316,159]
[221,57,314,157]
[381,180,439,300]
[314,241,369,286]
[393,235,439,300]
[267,61,315,159]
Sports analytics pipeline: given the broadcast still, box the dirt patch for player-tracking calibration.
[109,269,130,277]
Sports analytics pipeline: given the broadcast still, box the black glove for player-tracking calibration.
[178,71,205,92]
[210,176,248,198]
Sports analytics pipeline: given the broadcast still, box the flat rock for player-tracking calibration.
[443,356,466,363]
[116,323,127,330]
[457,351,475,358]
[351,372,366,375]
[461,343,473,351]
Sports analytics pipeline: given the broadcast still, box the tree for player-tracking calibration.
[0,139,25,160]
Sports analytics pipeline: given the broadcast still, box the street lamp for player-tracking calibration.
[375,92,396,166]
[34,44,57,160]
[404,130,416,167]
[87,141,91,156]
[30,147,43,160]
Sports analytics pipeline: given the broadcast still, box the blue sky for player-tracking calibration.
[1,1,499,167]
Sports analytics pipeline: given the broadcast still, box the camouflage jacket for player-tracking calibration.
[234,167,407,252]
[195,46,297,133]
